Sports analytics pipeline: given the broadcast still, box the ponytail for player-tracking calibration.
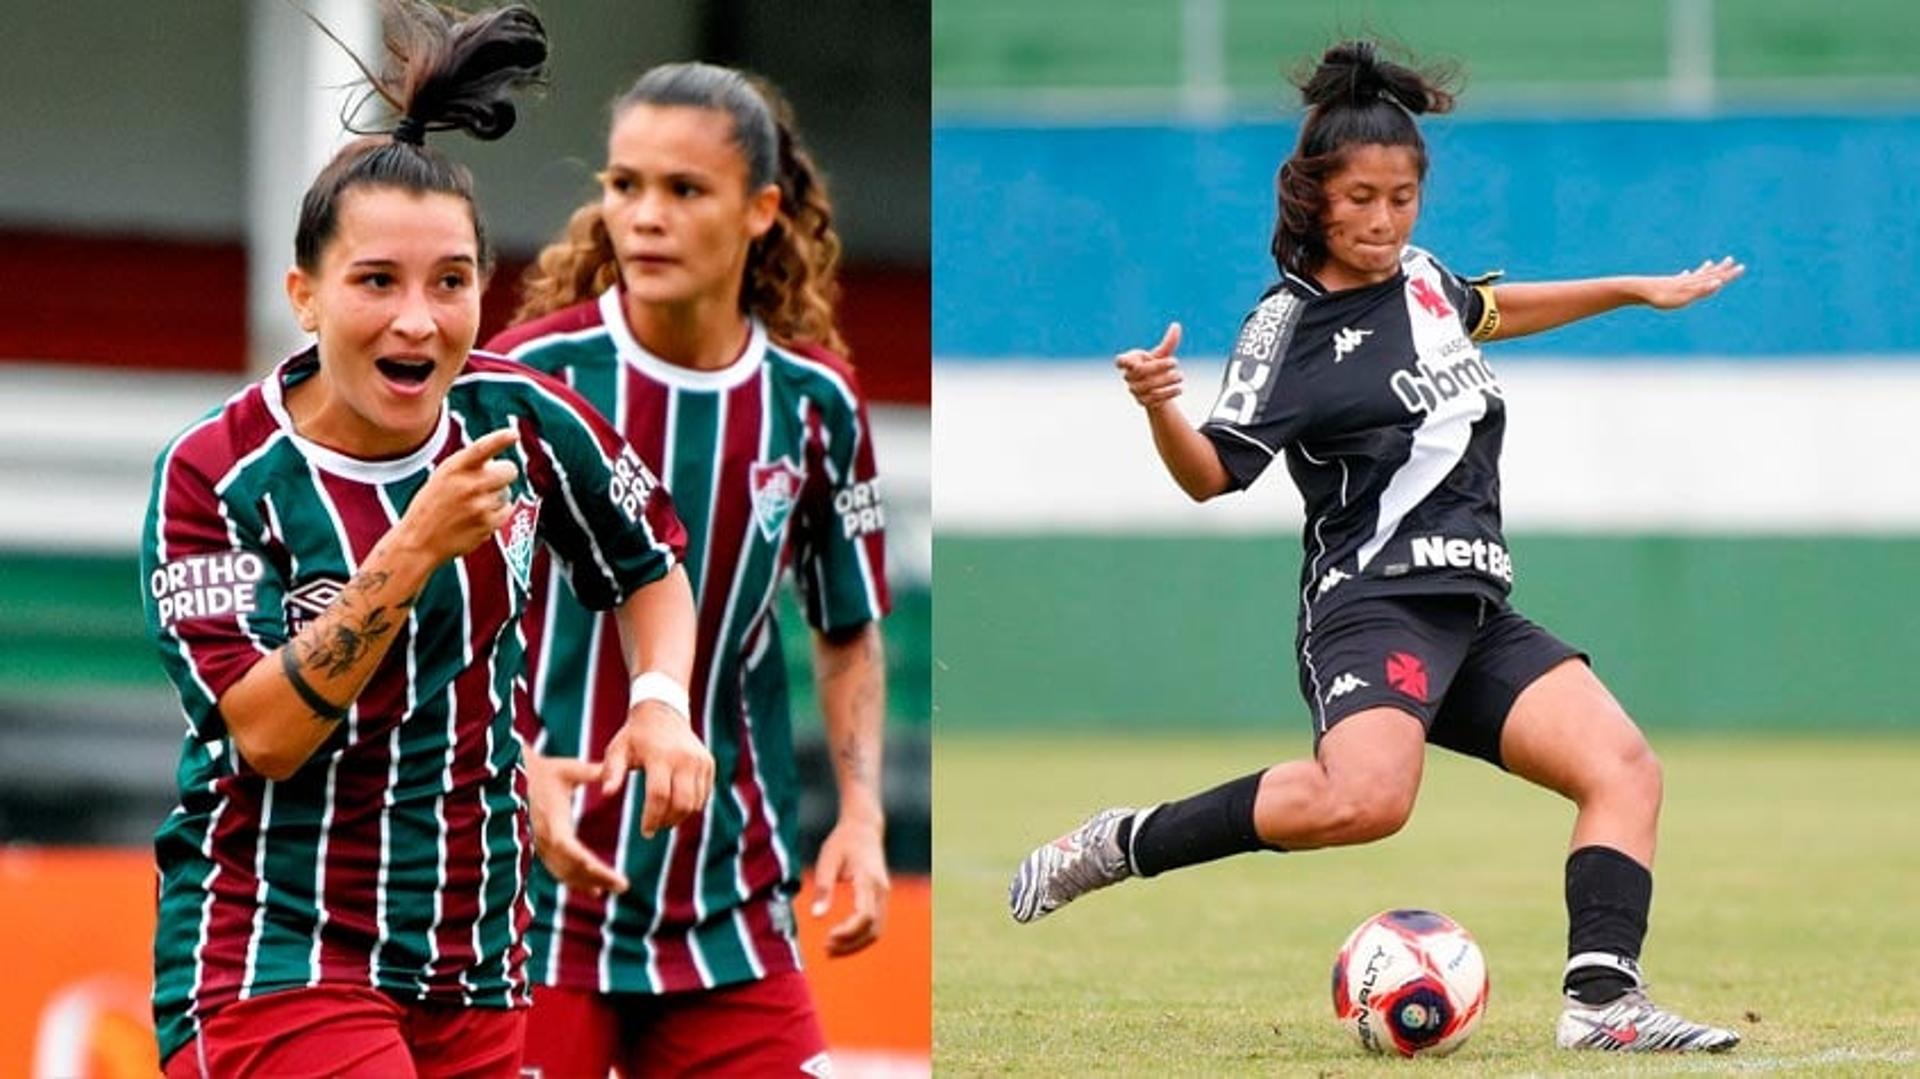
[1271,40,1459,277]
[294,0,548,273]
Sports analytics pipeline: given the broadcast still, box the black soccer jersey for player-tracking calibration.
[1199,245,1510,630]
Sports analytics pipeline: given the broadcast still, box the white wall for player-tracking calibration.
[934,358,1920,534]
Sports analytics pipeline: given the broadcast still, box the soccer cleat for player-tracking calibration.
[1008,807,1137,923]
[1557,991,1741,1053]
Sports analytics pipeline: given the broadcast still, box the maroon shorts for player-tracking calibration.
[522,971,830,1078]
[161,985,526,1079]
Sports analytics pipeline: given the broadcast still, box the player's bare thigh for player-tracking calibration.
[1498,658,1663,862]
[1257,707,1425,849]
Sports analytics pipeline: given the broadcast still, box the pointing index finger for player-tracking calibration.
[453,428,520,465]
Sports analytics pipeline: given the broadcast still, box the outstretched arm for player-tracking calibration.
[1485,257,1744,341]
[1115,322,1233,502]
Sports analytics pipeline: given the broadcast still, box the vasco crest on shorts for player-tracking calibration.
[749,457,805,541]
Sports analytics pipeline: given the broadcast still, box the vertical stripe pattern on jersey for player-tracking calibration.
[493,301,887,997]
[146,352,681,1064]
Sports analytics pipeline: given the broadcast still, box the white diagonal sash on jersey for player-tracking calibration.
[1355,256,1494,571]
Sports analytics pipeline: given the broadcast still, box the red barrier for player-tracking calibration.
[0,848,929,1076]
[0,230,928,404]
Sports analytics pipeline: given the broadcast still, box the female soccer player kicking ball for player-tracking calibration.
[1010,40,1744,1055]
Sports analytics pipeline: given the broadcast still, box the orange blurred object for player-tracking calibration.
[0,847,929,1075]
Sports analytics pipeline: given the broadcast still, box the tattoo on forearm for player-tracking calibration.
[836,732,879,789]
[281,644,348,722]
[292,568,410,684]
[301,604,398,678]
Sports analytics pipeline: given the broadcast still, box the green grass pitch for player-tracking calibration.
[934,733,1920,1076]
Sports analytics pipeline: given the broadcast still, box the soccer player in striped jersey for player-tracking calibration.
[1010,41,1747,1054]
[140,6,714,1076]
[486,63,892,1076]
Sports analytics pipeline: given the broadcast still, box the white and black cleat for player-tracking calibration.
[1556,953,1739,1053]
[1008,807,1136,924]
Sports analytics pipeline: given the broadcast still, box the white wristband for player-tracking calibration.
[629,671,690,719]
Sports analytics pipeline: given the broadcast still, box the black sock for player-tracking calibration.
[1563,845,1652,1005]
[1124,770,1277,878]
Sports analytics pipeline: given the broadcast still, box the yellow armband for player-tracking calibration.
[1469,284,1501,342]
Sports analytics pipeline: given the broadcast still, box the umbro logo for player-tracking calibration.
[1324,672,1370,703]
[1332,326,1372,363]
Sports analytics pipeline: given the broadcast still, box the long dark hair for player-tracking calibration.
[1271,40,1459,278]
[294,0,549,274]
[514,62,848,357]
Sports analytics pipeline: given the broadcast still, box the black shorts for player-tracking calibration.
[1296,593,1586,767]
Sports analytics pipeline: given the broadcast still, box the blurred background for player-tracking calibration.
[934,0,1919,738]
[0,2,928,1075]
[932,0,1919,1069]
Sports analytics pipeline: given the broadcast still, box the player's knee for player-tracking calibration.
[1588,730,1662,810]
[1616,736,1663,808]
[1325,785,1415,845]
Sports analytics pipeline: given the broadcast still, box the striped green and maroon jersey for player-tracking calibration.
[140,349,684,1062]
[487,287,891,994]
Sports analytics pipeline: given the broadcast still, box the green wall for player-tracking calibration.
[934,534,1920,731]
[934,0,1920,92]
[0,553,930,727]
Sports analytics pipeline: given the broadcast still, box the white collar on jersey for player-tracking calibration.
[597,286,768,391]
[260,349,452,484]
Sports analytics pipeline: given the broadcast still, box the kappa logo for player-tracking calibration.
[1316,566,1353,597]
[749,457,805,541]
[1324,672,1370,703]
[496,494,541,591]
[1386,651,1429,702]
[1332,326,1372,363]
[1409,277,1453,320]
[284,576,348,636]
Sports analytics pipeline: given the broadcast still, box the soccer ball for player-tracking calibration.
[1331,908,1488,1057]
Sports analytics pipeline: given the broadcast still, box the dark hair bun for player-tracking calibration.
[1298,40,1456,116]
[390,2,549,142]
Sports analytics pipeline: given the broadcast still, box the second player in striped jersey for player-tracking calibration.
[488,63,892,1075]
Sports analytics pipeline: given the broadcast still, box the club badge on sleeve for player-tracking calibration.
[749,457,805,541]
[498,495,542,590]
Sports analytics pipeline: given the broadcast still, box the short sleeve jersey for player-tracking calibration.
[486,288,890,996]
[1199,246,1510,630]
[140,349,685,1063]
